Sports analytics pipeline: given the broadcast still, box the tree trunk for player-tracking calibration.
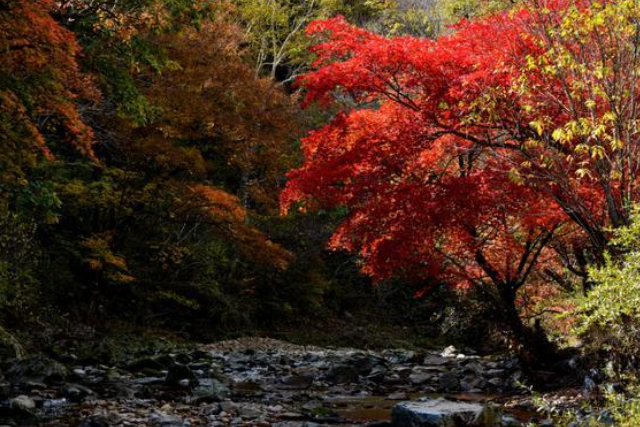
[499,287,557,369]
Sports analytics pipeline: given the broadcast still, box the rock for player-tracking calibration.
[441,346,458,358]
[79,414,121,427]
[279,375,313,390]
[487,377,504,388]
[423,355,450,366]
[0,383,9,400]
[134,376,165,386]
[72,368,87,378]
[409,372,432,385]
[391,399,490,427]
[280,412,304,420]
[189,378,229,403]
[0,395,38,426]
[387,392,408,400]
[366,367,388,382]
[165,363,197,387]
[149,411,183,426]
[462,361,484,375]
[232,380,263,397]
[238,405,264,419]
[438,372,460,392]
[9,396,35,411]
[220,401,239,414]
[61,383,95,401]
[326,364,360,384]
[7,355,68,384]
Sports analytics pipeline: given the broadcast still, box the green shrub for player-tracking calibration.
[576,206,640,376]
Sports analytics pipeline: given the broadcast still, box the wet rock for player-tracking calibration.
[391,399,489,427]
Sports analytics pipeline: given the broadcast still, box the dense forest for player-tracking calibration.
[4,0,640,426]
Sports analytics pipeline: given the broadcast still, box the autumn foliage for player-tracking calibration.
[283,0,640,355]
[0,0,99,184]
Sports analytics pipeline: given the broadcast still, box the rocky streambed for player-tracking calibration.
[0,338,576,427]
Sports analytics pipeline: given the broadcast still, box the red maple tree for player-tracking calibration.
[283,0,640,357]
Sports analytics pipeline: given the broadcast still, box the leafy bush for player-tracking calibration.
[576,207,640,376]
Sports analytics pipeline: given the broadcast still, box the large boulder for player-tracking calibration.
[392,399,499,427]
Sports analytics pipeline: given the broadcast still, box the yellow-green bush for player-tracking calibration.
[576,206,640,376]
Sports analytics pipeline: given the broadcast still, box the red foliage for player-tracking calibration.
[282,5,621,300]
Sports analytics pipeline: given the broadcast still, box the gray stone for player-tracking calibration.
[409,373,432,385]
[9,395,35,411]
[238,405,264,419]
[392,399,489,427]
[189,378,229,403]
[388,392,408,400]
[423,355,451,366]
[149,411,183,427]
[441,346,458,358]
[438,372,460,392]
[62,383,95,401]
